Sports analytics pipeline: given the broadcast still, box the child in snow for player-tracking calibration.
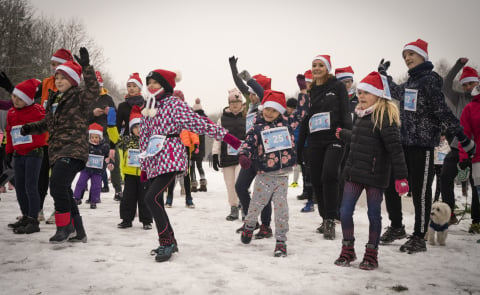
[139,68,241,262]
[238,90,296,257]
[335,71,409,270]
[21,47,99,243]
[108,106,153,230]
[378,39,475,253]
[212,88,246,221]
[6,79,47,234]
[73,123,113,209]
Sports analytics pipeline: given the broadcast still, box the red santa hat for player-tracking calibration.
[261,90,287,114]
[357,71,391,100]
[55,61,82,86]
[95,71,104,87]
[253,74,271,90]
[304,69,312,82]
[88,123,103,138]
[312,54,332,73]
[12,79,41,106]
[403,38,428,61]
[228,88,243,103]
[129,105,142,129]
[51,48,73,64]
[335,66,354,81]
[146,69,181,93]
[127,72,143,89]
[459,66,479,85]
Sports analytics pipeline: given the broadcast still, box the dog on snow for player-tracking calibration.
[427,201,451,246]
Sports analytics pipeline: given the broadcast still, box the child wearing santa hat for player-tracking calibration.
[140,68,241,262]
[21,47,99,243]
[107,106,153,230]
[5,79,47,234]
[335,71,408,270]
[377,39,475,253]
[441,58,480,228]
[237,90,296,257]
[73,123,112,211]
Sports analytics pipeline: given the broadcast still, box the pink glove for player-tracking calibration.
[140,171,148,182]
[223,133,241,150]
[239,154,251,169]
[335,128,342,139]
[395,178,409,195]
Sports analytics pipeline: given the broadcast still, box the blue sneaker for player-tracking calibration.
[301,200,314,213]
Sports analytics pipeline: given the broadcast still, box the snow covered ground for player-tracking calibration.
[0,164,478,295]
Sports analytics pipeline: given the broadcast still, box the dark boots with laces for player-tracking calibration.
[324,219,336,240]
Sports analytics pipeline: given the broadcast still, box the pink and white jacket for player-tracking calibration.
[140,93,227,179]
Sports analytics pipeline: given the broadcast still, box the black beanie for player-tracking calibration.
[286,97,297,108]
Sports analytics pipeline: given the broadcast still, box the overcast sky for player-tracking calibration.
[30,0,480,114]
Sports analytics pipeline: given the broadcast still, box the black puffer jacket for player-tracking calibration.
[340,112,407,188]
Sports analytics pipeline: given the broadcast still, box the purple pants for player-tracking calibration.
[73,170,102,204]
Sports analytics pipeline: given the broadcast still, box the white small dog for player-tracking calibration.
[427,201,452,246]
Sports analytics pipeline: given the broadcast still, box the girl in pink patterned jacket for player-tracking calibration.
[140,69,240,263]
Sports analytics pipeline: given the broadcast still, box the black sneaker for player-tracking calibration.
[13,217,40,234]
[143,223,152,230]
[399,235,427,254]
[101,187,109,193]
[117,221,132,229]
[151,244,176,262]
[8,216,29,229]
[274,240,287,257]
[114,192,122,201]
[75,199,82,205]
[254,224,273,239]
[90,203,97,209]
[296,193,308,200]
[241,224,255,244]
[380,226,407,244]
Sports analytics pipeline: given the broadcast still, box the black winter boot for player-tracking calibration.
[68,215,87,243]
[13,217,40,234]
[8,216,29,229]
[324,219,336,240]
[49,212,75,243]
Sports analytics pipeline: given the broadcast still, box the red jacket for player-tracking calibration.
[6,104,47,155]
[459,94,480,163]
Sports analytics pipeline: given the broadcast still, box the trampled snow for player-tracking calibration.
[0,164,478,295]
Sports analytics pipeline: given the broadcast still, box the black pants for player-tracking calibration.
[308,142,344,220]
[145,173,176,239]
[120,175,152,224]
[235,161,272,226]
[190,158,205,182]
[338,143,351,216]
[385,146,434,238]
[38,146,50,210]
[49,157,84,215]
[440,149,480,223]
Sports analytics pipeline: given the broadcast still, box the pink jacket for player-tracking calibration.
[140,94,227,179]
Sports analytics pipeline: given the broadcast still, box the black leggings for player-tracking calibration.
[145,173,176,240]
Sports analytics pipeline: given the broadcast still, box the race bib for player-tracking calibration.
[309,112,331,133]
[127,149,141,167]
[404,89,418,112]
[227,141,243,156]
[246,113,255,132]
[11,125,32,145]
[261,127,292,153]
[437,152,446,163]
[86,154,104,169]
[139,135,166,158]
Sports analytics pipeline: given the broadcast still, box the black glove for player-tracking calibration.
[4,153,13,169]
[229,56,238,67]
[20,124,31,136]
[0,71,14,93]
[74,47,90,67]
[458,158,471,170]
[213,154,220,171]
[378,58,391,75]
